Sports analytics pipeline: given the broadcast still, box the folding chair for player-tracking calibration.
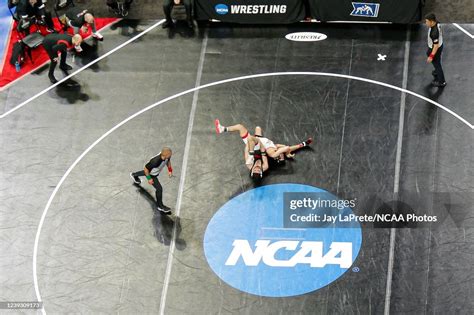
[7,0,44,64]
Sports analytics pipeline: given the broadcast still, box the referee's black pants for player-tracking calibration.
[132,171,164,207]
[427,45,445,83]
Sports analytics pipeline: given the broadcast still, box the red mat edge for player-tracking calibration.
[0,17,121,91]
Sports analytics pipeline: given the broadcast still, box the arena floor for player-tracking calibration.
[0,20,473,314]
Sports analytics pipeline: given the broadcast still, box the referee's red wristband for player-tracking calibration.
[429,53,435,58]
[168,166,173,173]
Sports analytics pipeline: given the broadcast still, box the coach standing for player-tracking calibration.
[425,13,446,87]
[43,33,82,83]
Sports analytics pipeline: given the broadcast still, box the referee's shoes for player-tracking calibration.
[157,205,172,215]
[431,80,447,87]
[130,172,141,184]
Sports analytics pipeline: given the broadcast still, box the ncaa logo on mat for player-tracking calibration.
[350,2,380,18]
[215,4,229,15]
[203,184,362,297]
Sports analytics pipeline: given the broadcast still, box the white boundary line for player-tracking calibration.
[423,100,440,314]
[4,69,471,127]
[452,23,474,39]
[158,32,208,315]
[33,71,474,313]
[1,22,471,118]
[384,28,411,315]
[0,19,165,118]
[336,39,353,193]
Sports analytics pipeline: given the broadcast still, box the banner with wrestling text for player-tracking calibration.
[195,0,305,24]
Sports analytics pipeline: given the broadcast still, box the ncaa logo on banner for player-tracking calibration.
[350,2,380,18]
[215,4,229,15]
[203,184,363,297]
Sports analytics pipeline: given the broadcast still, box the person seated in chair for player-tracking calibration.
[162,0,193,29]
[43,33,82,83]
[63,7,104,40]
[15,0,55,34]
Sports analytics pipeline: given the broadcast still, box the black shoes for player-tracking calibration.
[157,205,172,214]
[130,172,141,184]
[430,70,446,87]
[162,20,174,29]
[60,64,73,71]
[129,173,170,214]
[431,80,447,87]
[163,19,193,29]
[49,75,58,84]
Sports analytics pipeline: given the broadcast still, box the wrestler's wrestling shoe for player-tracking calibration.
[214,119,225,134]
[303,138,313,146]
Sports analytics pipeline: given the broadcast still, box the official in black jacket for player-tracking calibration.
[43,33,82,83]
[15,0,54,33]
[130,147,174,214]
[425,13,446,87]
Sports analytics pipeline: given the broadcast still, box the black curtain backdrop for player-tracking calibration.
[195,0,421,23]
